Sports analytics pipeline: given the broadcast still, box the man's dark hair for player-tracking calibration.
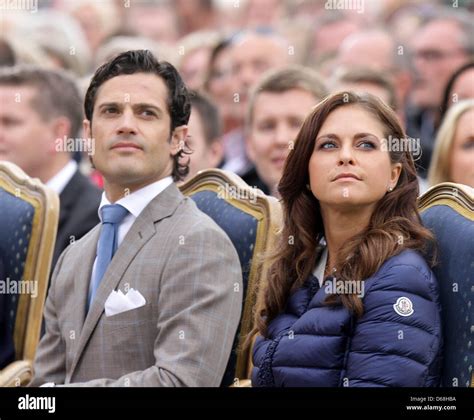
[84,49,191,181]
[189,90,222,146]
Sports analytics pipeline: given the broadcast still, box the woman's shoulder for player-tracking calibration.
[379,248,432,278]
[366,249,438,299]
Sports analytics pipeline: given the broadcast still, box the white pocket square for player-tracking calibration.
[105,288,146,317]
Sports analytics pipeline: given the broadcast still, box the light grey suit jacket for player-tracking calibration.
[31,183,242,387]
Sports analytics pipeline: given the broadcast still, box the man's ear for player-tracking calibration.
[48,116,71,154]
[208,138,224,168]
[83,119,95,168]
[170,125,188,156]
[52,116,70,139]
[83,119,92,140]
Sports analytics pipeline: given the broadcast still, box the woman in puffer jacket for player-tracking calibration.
[251,92,442,387]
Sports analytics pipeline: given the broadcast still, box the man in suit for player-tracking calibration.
[0,67,101,269]
[30,50,242,387]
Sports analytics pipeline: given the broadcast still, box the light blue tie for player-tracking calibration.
[88,204,129,309]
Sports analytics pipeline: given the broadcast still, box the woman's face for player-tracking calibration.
[449,108,474,188]
[308,105,401,210]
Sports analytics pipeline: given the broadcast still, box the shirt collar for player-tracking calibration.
[98,176,173,221]
[46,160,78,194]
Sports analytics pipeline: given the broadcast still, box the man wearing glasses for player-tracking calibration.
[407,7,473,178]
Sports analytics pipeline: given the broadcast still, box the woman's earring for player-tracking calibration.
[388,186,393,192]
[306,184,311,191]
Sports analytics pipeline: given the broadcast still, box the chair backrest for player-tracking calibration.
[418,182,474,387]
[0,161,59,362]
[180,169,282,385]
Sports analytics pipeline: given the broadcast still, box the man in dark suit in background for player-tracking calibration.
[0,67,101,269]
[52,167,101,267]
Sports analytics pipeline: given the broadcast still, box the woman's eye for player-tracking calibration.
[461,139,474,150]
[320,141,336,149]
[358,141,376,149]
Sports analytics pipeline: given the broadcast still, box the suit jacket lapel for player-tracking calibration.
[69,183,183,378]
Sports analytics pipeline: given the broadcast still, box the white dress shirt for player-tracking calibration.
[312,246,328,287]
[90,176,173,286]
[46,160,78,195]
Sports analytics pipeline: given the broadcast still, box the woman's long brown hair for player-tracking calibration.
[253,92,436,338]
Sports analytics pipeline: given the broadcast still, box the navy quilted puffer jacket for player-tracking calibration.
[252,249,442,387]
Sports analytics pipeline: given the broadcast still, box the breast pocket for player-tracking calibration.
[101,303,154,335]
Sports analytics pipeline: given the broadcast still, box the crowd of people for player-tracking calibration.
[0,0,473,387]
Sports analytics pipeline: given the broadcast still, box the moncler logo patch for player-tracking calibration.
[393,296,414,317]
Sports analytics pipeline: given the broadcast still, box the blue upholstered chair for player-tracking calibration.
[180,168,282,385]
[0,161,59,386]
[418,182,474,387]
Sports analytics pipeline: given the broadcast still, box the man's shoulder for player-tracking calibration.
[57,224,100,261]
[160,192,237,257]
[64,169,100,194]
[172,195,229,237]
[61,170,101,211]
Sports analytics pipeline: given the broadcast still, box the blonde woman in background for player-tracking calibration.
[428,99,474,188]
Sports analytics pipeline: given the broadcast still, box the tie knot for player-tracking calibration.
[100,204,128,225]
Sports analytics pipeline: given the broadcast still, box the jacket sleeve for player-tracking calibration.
[252,311,301,386]
[341,260,442,387]
[30,247,69,387]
